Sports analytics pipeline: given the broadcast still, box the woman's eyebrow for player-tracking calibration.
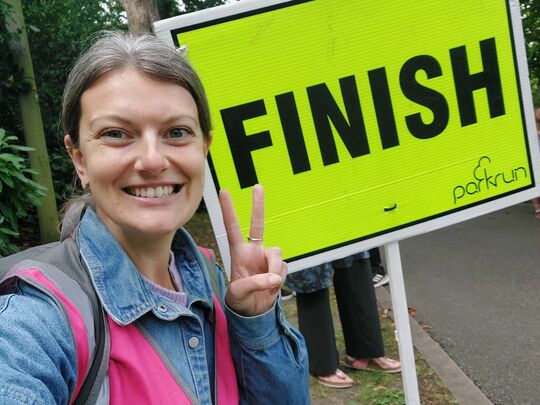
[162,114,199,126]
[88,114,199,129]
[88,115,133,130]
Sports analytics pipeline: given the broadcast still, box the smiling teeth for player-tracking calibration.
[129,185,174,198]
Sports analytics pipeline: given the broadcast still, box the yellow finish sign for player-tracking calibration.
[156,0,536,265]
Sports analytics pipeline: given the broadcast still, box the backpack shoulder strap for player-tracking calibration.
[0,243,59,277]
[0,239,109,405]
[38,239,110,405]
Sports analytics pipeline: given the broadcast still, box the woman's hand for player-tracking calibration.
[220,184,287,317]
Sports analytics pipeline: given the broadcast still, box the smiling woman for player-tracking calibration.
[66,70,209,261]
[0,31,309,405]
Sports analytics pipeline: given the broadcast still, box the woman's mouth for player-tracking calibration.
[123,184,181,198]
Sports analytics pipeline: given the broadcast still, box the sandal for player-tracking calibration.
[343,354,401,374]
[316,369,354,389]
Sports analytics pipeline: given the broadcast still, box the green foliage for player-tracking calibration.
[158,0,228,17]
[0,128,46,256]
[522,0,540,104]
[180,0,227,14]
[0,0,30,138]
[21,0,126,202]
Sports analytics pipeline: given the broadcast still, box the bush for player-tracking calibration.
[0,128,46,257]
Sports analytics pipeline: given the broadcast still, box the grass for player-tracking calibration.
[186,210,458,405]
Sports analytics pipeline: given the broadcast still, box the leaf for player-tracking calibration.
[3,135,17,143]
[10,144,35,152]
[0,227,19,236]
[2,176,13,188]
[0,152,24,165]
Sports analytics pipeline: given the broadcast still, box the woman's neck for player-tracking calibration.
[117,232,176,290]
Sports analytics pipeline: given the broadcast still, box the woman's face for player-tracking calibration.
[67,68,211,242]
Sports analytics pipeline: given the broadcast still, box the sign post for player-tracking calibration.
[384,242,420,404]
[155,1,538,402]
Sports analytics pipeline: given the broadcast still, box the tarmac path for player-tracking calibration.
[400,202,540,405]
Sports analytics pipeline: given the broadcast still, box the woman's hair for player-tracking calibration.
[61,30,212,144]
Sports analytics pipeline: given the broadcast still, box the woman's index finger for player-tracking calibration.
[219,189,244,248]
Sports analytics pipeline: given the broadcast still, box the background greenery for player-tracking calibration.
[522,0,540,105]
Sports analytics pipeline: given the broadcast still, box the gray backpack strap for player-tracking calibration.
[36,239,110,405]
[60,199,90,242]
[0,242,59,271]
[75,303,110,405]
[0,234,110,404]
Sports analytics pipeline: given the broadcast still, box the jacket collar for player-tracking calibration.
[76,208,214,325]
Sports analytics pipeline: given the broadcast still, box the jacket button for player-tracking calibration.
[157,304,168,313]
[188,336,199,348]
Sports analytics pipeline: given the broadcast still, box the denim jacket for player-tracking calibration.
[0,209,309,404]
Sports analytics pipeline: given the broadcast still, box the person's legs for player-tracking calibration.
[333,256,400,373]
[296,288,354,387]
[369,247,382,270]
[333,257,384,359]
[296,288,339,376]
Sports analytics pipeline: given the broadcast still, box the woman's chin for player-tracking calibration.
[126,219,185,238]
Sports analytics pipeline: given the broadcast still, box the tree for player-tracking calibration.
[5,0,58,242]
[118,0,159,35]
[117,0,228,35]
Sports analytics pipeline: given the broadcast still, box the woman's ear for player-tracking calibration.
[64,134,88,186]
[204,131,213,156]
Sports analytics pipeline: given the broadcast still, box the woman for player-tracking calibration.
[286,252,400,389]
[0,32,308,404]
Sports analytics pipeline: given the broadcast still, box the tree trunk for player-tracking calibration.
[6,0,59,243]
[119,0,160,35]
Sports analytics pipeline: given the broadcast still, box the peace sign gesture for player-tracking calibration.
[219,184,287,316]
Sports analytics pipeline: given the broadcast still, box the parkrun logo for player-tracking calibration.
[452,156,527,204]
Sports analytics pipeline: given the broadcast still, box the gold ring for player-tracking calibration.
[247,235,263,243]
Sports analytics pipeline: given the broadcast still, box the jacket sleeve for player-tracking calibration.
[215,267,310,404]
[0,282,78,405]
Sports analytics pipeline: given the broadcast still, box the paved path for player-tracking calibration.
[399,202,540,405]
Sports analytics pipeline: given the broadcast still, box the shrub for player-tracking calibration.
[0,128,46,257]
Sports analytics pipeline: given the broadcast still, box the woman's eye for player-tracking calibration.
[168,128,189,139]
[102,129,125,139]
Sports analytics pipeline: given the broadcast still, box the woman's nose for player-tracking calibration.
[134,136,170,174]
